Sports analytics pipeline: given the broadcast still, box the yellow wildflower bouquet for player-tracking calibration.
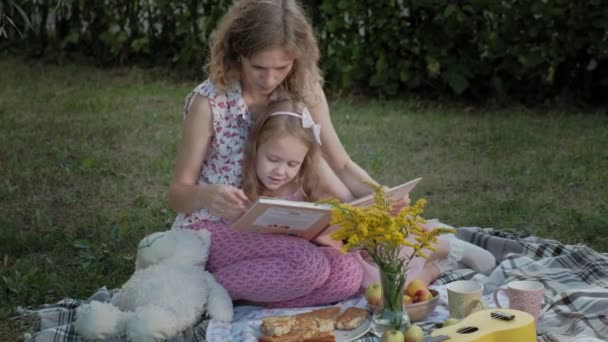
[322,183,454,330]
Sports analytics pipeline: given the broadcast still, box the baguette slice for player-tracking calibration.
[334,307,368,330]
[292,316,335,335]
[294,307,341,321]
[260,315,296,337]
[258,331,335,342]
[259,307,341,341]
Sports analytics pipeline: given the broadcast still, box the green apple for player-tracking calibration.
[365,283,382,306]
[403,324,424,342]
[381,329,405,342]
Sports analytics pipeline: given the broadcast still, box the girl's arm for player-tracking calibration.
[168,95,248,220]
[307,82,378,198]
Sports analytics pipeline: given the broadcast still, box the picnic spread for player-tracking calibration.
[17,227,608,342]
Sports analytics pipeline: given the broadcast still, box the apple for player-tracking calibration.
[442,318,461,327]
[406,279,427,297]
[412,288,433,303]
[402,294,413,305]
[381,329,405,342]
[365,283,382,306]
[403,324,424,342]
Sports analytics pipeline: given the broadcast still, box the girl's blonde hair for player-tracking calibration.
[243,99,320,201]
[206,0,322,104]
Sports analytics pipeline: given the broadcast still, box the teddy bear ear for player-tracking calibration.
[136,231,177,269]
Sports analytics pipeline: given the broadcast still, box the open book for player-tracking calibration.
[231,177,422,240]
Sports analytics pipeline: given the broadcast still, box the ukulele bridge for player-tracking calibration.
[491,311,516,321]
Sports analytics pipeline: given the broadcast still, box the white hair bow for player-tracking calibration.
[269,108,322,145]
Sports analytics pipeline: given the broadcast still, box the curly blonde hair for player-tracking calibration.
[242,99,321,201]
[206,0,322,104]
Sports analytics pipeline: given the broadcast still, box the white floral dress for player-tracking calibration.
[172,80,254,229]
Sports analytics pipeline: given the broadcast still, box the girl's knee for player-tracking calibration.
[286,242,331,272]
[332,253,364,289]
[335,259,364,300]
[319,247,363,270]
[346,256,364,283]
[292,248,332,287]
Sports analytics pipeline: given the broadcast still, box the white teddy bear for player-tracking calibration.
[74,228,233,341]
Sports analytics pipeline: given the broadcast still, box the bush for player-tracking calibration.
[316,0,608,103]
[2,0,232,72]
[3,0,607,103]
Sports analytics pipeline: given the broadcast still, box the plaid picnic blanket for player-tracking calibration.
[17,227,608,342]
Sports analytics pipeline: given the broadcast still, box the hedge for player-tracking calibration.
[2,0,607,103]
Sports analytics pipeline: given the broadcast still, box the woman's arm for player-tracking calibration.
[168,95,248,220]
[307,82,378,198]
[310,158,356,202]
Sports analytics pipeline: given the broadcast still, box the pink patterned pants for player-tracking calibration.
[187,221,363,308]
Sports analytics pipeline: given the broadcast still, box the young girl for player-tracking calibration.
[242,100,338,204]
[185,97,366,308]
[242,99,496,290]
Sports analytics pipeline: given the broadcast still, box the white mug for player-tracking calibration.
[447,280,488,319]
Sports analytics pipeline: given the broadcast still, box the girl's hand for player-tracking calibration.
[208,184,249,221]
[391,193,411,216]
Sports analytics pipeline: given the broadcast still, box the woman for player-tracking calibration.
[168,0,371,308]
[167,0,484,308]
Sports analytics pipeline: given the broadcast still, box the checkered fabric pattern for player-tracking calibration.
[18,227,608,342]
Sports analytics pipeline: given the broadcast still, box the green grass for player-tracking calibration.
[1,57,607,339]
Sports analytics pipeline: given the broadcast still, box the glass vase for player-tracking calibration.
[371,268,411,336]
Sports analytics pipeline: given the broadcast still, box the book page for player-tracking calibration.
[349,177,422,207]
[253,207,326,231]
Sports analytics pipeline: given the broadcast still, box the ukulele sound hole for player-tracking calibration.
[456,326,479,334]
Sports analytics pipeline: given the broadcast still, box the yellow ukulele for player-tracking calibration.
[426,309,537,342]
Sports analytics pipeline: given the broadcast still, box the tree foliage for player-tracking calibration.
[3,0,607,103]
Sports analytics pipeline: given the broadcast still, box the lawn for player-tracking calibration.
[0,57,606,339]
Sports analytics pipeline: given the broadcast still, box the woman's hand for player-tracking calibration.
[207,184,249,221]
[391,193,411,216]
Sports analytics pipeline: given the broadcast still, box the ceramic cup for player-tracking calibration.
[446,280,488,319]
[493,280,544,321]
